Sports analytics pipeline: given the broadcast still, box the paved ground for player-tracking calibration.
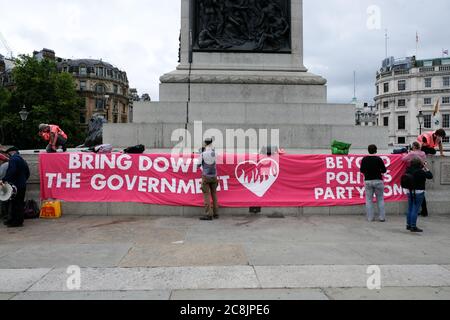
[1,214,450,300]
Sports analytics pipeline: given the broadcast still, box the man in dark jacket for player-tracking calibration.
[0,147,30,228]
[405,158,433,233]
[360,145,388,222]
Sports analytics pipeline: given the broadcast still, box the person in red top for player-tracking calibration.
[39,124,68,153]
[417,129,446,156]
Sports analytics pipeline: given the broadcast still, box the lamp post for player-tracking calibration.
[416,110,425,135]
[18,105,29,150]
[104,95,110,122]
[19,105,29,122]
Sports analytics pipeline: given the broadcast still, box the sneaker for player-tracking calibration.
[199,216,213,221]
[410,227,423,233]
[379,219,386,222]
[213,214,219,219]
[406,225,411,231]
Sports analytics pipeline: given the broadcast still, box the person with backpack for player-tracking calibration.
[402,142,429,217]
[360,145,387,222]
[404,158,433,233]
[198,138,219,221]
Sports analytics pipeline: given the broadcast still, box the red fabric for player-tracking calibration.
[39,153,408,207]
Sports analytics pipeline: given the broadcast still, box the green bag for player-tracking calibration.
[331,140,352,155]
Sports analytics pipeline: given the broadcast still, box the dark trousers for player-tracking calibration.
[202,176,218,217]
[421,147,437,155]
[6,187,26,226]
[1,201,10,221]
[46,135,67,153]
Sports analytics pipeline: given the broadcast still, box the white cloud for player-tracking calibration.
[1,0,449,103]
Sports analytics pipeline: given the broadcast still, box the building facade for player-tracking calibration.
[0,54,15,88]
[34,49,132,128]
[352,98,377,127]
[375,56,450,147]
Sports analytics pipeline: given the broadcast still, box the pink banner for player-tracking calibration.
[39,153,407,207]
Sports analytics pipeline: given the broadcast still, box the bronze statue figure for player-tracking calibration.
[194,0,291,52]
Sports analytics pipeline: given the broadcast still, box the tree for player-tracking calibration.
[0,55,84,150]
[0,86,11,146]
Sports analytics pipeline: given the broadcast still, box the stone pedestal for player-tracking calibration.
[104,0,389,152]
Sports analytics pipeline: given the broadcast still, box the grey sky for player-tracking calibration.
[1,0,449,104]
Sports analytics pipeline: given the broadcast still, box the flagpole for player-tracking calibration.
[416,31,419,57]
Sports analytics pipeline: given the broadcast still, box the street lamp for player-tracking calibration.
[416,111,425,135]
[18,105,30,150]
[19,105,29,121]
[104,95,110,122]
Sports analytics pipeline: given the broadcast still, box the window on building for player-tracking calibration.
[96,99,105,110]
[443,137,449,143]
[398,137,406,144]
[424,115,432,129]
[80,66,87,76]
[96,67,105,77]
[444,77,450,87]
[113,84,118,94]
[424,98,432,105]
[383,101,389,109]
[443,114,449,128]
[80,81,86,91]
[383,117,389,127]
[425,78,432,88]
[376,85,379,95]
[398,116,406,130]
[398,80,406,91]
[443,97,450,104]
[383,83,389,93]
[96,84,105,93]
[62,65,69,73]
[398,99,406,107]
[80,113,86,124]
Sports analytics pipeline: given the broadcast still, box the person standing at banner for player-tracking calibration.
[198,138,219,221]
[405,158,433,233]
[402,142,429,217]
[1,147,30,228]
[417,129,446,156]
[360,145,387,222]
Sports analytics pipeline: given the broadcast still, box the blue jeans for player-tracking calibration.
[365,180,385,221]
[407,192,425,228]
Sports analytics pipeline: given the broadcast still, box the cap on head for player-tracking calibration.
[5,146,19,154]
[39,124,49,131]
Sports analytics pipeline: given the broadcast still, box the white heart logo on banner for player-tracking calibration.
[235,158,280,198]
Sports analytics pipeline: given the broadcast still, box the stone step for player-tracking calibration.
[132,101,355,126]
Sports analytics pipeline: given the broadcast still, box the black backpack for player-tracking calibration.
[401,173,416,191]
[24,200,40,219]
[123,144,145,154]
